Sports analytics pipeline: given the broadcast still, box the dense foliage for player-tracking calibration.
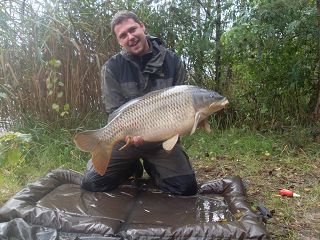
[0,0,319,128]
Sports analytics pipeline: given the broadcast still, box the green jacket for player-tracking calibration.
[100,36,186,116]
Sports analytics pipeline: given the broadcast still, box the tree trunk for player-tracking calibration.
[313,0,320,121]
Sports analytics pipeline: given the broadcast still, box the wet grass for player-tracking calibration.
[0,124,319,239]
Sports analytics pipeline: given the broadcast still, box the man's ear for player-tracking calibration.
[140,22,146,32]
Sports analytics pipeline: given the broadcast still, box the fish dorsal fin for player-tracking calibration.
[163,134,179,151]
[199,119,211,133]
[190,112,201,135]
[108,98,141,122]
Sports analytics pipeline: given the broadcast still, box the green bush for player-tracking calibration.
[0,131,32,168]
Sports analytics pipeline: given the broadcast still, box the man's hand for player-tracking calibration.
[119,135,144,151]
[130,136,144,147]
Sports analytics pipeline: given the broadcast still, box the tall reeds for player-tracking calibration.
[0,0,118,127]
[0,0,318,128]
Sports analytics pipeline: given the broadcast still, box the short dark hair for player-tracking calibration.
[110,10,141,33]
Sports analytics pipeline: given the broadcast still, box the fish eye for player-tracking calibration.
[209,93,215,98]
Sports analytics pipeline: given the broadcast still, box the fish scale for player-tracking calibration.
[74,85,228,175]
[111,89,193,139]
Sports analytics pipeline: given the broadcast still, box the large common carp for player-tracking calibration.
[74,85,228,175]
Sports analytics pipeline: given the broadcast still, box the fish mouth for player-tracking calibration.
[209,98,229,112]
[220,99,229,107]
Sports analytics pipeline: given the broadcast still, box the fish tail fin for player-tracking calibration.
[74,129,115,176]
[92,142,114,176]
[74,129,102,152]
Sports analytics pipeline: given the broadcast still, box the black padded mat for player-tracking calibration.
[0,169,269,239]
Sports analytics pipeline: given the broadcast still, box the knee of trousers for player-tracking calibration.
[81,172,123,192]
[81,159,140,192]
[159,174,198,196]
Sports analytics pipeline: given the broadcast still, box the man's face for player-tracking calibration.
[114,18,149,56]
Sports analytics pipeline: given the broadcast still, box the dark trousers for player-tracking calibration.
[81,141,197,196]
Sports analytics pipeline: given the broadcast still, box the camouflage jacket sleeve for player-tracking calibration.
[174,55,187,86]
[100,63,125,115]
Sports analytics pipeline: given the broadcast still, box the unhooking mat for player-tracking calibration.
[0,169,269,239]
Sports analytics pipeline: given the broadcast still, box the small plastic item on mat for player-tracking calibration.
[279,189,300,197]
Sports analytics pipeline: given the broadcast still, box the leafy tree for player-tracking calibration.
[222,0,318,125]
[313,0,320,120]
[0,0,318,128]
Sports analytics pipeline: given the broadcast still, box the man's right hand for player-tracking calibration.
[119,135,144,150]
[130,136,144,147]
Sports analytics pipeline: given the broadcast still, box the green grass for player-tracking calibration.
[0,123,319,239]
[0,126,88,204]
[183,127,276,158]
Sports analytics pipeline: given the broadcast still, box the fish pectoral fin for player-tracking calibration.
[199,119,211,133]
[91,142,113,176]
[190,112,201,135]
[162,134,179,151]
[118,136,133,151]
